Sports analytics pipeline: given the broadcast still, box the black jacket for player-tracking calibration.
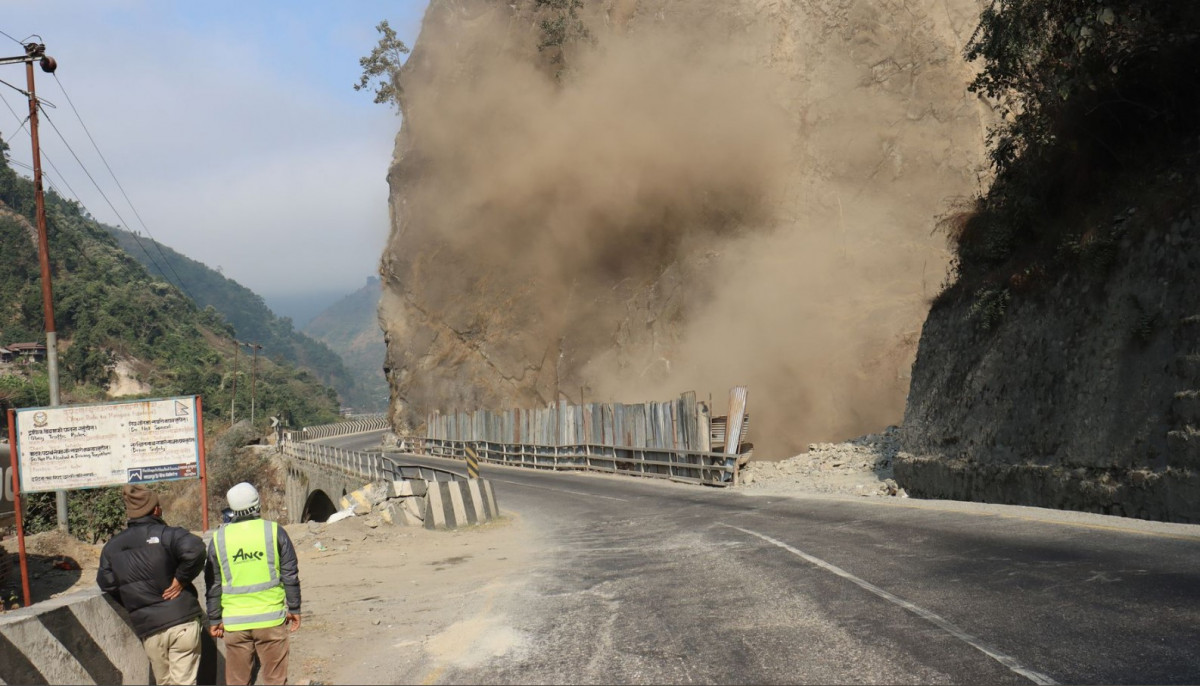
[203,517,301,624]
[97,515,206,639]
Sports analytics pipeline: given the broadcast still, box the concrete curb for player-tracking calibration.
[424,479,499,530]
[0,581,224,685]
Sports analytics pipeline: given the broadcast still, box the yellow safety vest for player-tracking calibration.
[214,519,286,631]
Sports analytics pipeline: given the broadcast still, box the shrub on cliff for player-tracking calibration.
[948,1,1200,284]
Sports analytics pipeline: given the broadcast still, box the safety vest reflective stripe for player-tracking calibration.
[216,520,281,594]
[222,609,287,626]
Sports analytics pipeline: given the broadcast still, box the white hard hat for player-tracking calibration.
[227,482,260,514]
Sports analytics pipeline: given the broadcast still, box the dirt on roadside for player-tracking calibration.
[0,530,100,609]
[287,512,536,685]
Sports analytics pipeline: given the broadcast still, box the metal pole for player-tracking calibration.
[249,343,261,426]
[195,396,209,531]
[231,343,239,424]
[9,410,32,606]
[25,48,66,533]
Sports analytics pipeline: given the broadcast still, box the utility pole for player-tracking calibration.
[1,42,65,531]
[244,342,263,425]
[231,342,240,424]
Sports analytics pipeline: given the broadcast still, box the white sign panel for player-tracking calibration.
[15,396,200,493]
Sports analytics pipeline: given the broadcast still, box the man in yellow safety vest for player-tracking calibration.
[204,482,301,685]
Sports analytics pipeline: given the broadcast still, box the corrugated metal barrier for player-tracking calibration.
[418,388,750,486]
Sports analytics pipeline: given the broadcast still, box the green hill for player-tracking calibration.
[0,135,340,429]
[105,225,359,405]
[303,277,388,412]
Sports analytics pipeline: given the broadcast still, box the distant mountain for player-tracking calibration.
[262,290,348,330]
[304,277,388,412]
[107,226,359,405]
[0,142,340,427]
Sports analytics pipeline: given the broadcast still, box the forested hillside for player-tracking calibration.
[0,136,340,428]
[106,226,359,404]
[304,276,387,411]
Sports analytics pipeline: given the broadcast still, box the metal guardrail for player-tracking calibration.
[413,438,741,487]
[297,414,390,440]
[283,440,464,484]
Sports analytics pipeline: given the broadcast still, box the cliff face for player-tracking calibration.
[380,0,987,456]
[898,163,1200,522]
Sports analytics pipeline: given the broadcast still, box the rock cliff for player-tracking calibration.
[380,0,988,456]
[899,158,1200,522]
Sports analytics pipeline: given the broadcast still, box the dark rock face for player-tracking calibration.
[380,0,988,455]
[900,197,1200,522]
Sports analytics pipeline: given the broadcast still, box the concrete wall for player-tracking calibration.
[424,479,499,530]
[0,581,224,685]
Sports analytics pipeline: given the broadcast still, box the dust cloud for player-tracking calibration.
[388,0,985,458]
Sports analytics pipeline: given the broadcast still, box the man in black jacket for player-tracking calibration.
[98,484,207,685]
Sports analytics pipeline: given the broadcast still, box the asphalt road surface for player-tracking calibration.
[320,432,1200,684]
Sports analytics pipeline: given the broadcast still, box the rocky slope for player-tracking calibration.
[899,156,1200,523]
[380,0,988,455]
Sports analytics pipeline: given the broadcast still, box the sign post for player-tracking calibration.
[8,396,207,607]
[196,397,208,532]
[7,410,31,607]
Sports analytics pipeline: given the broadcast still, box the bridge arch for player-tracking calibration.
[302,489,338,523]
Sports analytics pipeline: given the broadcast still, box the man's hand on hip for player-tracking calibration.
[161,578,183,600]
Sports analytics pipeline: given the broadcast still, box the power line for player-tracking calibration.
[51,73,194,300]
[37,105,196,300]
[0,28,23,47]
[0,88,168,286]
[0,92,84,214]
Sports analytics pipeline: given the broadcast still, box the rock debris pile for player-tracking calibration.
[739,427,908,498]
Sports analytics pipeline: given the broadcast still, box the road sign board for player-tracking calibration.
[13,396,201,493]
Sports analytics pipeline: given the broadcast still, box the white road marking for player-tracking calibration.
[724,525,1058,686]
[487,477,631,502]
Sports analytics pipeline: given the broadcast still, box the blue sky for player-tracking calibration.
[0,1,428,317]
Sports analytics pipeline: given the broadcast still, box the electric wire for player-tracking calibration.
[0,62,170,285]
[0,92,85,213]
[0,86,181,295]
[38,106,196,300]
[0,28,23,46]
[0,88,160,280]
[51,73,193,299]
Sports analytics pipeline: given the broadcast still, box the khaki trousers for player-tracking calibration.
[224,623,290,685]
[142,619,201,685]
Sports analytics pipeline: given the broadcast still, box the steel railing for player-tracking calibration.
[283,440,464,483]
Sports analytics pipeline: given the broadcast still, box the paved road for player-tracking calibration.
[321,432,1200,684]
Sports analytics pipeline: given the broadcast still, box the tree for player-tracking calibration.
[945,1,1200,280]
[354,20,410,111]
[535,0,589,70]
